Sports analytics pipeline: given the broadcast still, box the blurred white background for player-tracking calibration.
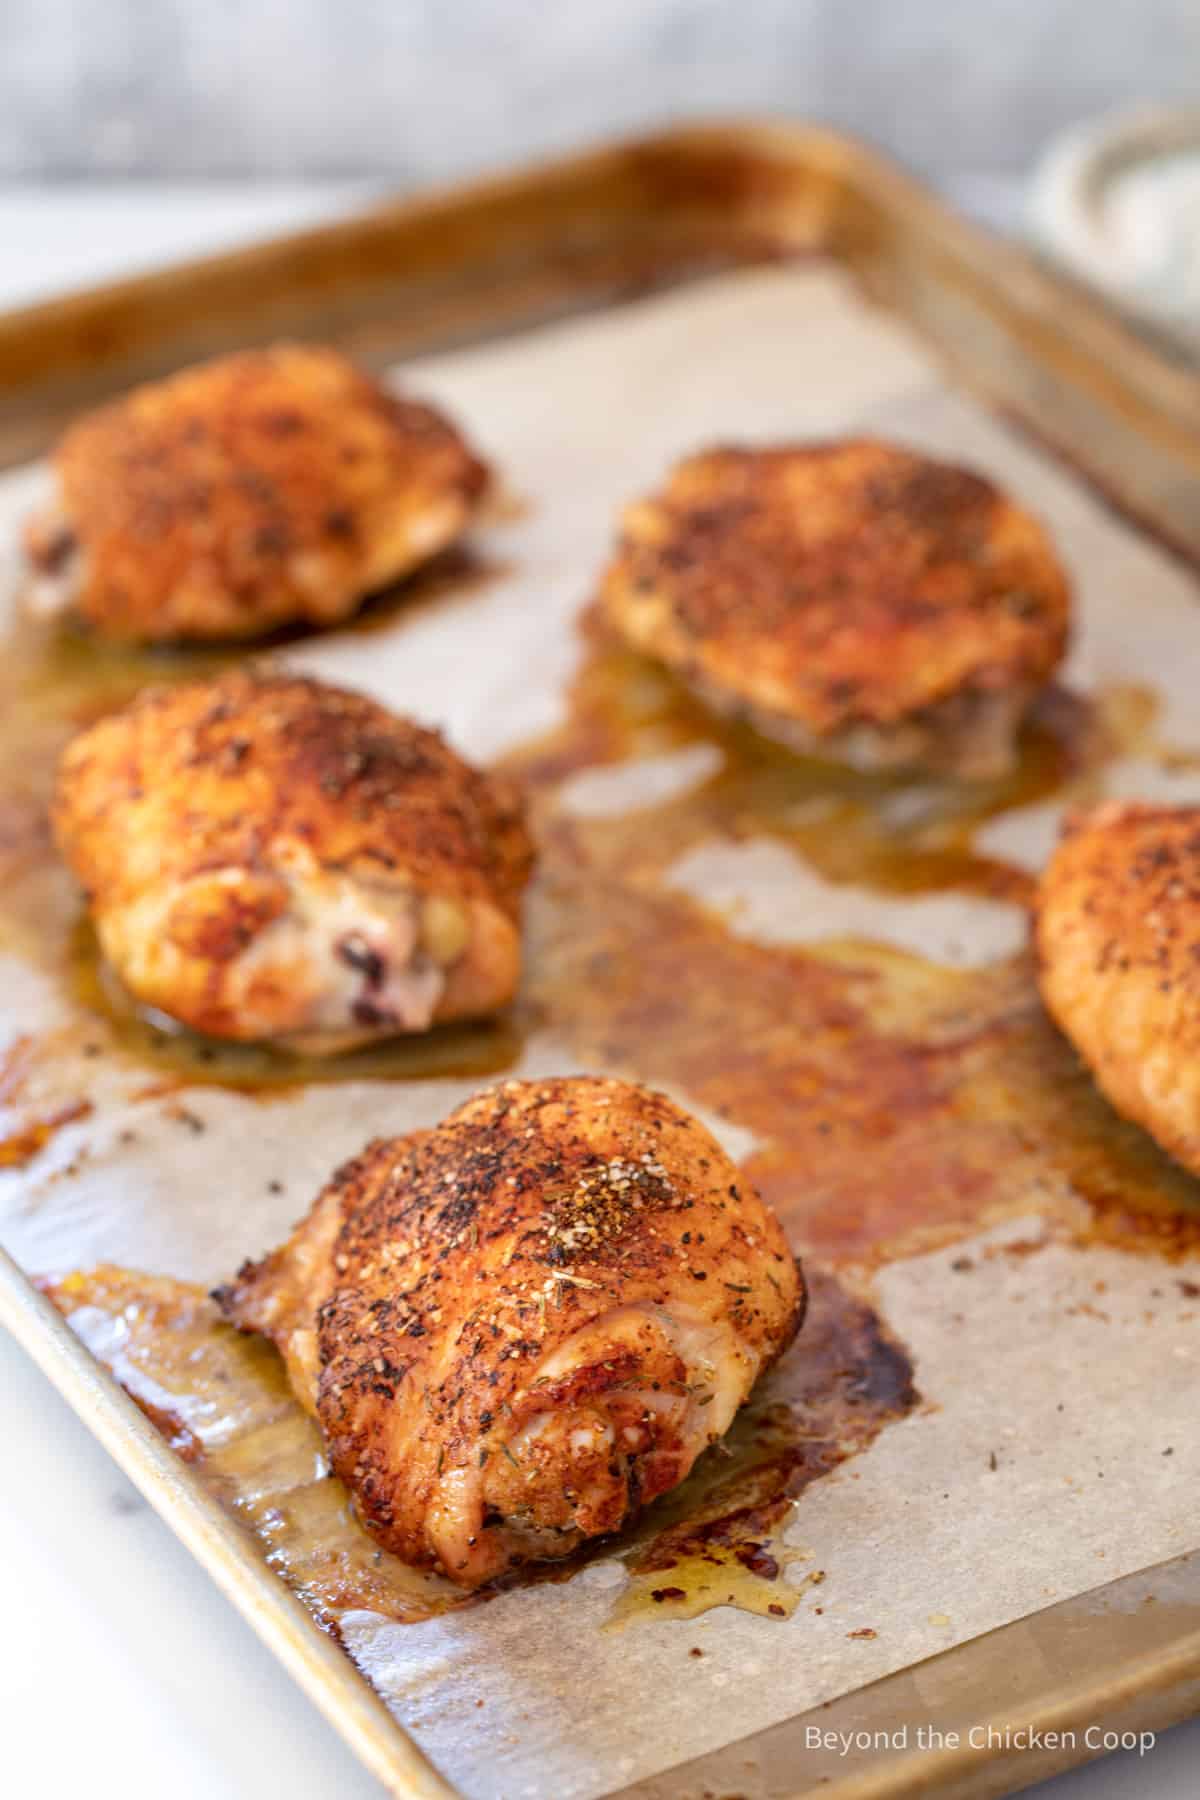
[1,0,1196,185]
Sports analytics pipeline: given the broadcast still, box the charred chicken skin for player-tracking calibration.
[24,344,488,641]
[1035,801,1200,1180]
[53,669,532,1053]
[600,439,1071,779]
[216,1076,805,1587]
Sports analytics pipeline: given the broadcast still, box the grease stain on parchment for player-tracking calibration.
[44,1261,917,1633]
[503,624,1200,1267]
[8,548,1200,1654]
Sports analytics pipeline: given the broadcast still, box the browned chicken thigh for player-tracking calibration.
[600,440,1070,779]
[53,669,532,1052]
[1035,801,1200,1180]
[217,1076,804,1586]
[24,344,488,641]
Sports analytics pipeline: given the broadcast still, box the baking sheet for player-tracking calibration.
[2,263,1200,1800]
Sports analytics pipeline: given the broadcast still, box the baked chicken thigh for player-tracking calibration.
[1036,801,1200,1179]
[217,1076,804,1586]
[600,440,1071,779]
[53,669,532,1052]
[24,344,487,641]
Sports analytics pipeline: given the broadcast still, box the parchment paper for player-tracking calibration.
[3,266,1200,1800]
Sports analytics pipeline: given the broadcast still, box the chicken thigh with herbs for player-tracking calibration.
[1035,801,1200,1180]
[24,344,488,641]
[600,440,1071,779]
[53,669,532,1052]
[216,1075,804,1586]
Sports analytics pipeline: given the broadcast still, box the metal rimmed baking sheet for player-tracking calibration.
[2,124,1200,1800]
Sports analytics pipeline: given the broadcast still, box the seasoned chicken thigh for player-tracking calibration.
[217,1076,804,1586]
[1036,801,1200,1180]
[24,344,488,641]
[53,670,532,1052]
[600,440,1070,779]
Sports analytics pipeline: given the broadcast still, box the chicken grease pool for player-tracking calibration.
[4,591,1198,1262]
[44,1262,916,1629]
[506,623,1200,1266]
[9,563,1200,1633]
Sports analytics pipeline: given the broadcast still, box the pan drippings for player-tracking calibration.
[503,626,1200,1265]
[7,536,1200,1655]
[45,1262,916,1631]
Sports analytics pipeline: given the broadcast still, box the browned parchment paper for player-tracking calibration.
[2,265,1200,1800]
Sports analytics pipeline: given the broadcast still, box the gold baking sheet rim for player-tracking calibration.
[2,118,1200,1800]
[7,1241,1200,1800]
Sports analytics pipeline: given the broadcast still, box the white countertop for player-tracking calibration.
[0,183,1197,1800]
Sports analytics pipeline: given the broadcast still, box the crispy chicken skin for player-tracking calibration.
[52,669,533,1053]
[216,1076,805,1586]
[23,344,488,641]
[600,440,1070,779]
[1035,802,1200,1180]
